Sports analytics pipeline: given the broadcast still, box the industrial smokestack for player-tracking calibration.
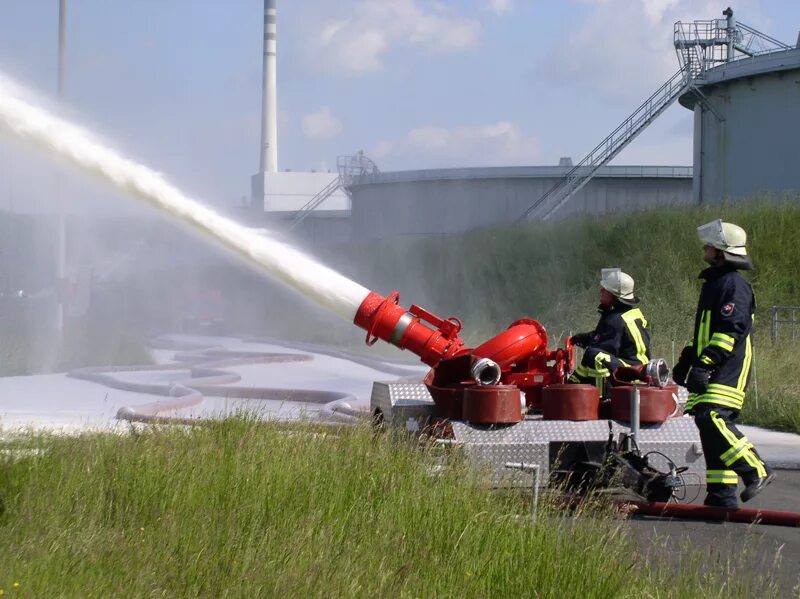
[260,0,277,173]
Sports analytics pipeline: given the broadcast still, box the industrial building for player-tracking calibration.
[679,45,800,202]
[250,5,799,246]
[346,165,692,243]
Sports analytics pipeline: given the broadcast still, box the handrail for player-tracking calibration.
[517,67,690,222]
[287,176,342,231]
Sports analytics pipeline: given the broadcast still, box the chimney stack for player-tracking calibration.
[260,0,277,173]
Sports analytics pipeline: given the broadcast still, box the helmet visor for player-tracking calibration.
[697,219,726,248]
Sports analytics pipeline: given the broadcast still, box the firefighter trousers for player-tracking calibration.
[693,404,769,507]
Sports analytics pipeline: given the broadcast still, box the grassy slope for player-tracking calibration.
[334,199,800,432]
[0,422,779,597]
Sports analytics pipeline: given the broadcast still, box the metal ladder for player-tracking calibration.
[517,66,691,222]
[286,175,342,231]
[519,13,792,223]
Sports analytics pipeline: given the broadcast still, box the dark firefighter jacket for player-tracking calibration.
[684,265,756,412]
[569,303,651,387]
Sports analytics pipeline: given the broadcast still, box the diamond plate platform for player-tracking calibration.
[370,381,704,487]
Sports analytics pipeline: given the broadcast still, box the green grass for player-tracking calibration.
[0,420,779,598]
[333,198,800,432]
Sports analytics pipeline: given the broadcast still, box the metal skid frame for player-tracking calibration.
[371,381,704,488]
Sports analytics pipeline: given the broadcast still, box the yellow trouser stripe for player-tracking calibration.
[575,364,609,378]
[742,449,767,478]
[706,470,738,485]
[720,436,750,462]
[711,413,767,478]
[710,411,739,446]
[572,364,606,391]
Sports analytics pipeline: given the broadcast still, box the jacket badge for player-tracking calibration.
[721,302,735,316]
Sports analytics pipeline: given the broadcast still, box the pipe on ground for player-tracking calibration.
[622,500,800,527]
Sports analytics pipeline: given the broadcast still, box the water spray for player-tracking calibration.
[0,73,576,424]
[0,74,369,322]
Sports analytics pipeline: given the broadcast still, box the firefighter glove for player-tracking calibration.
[671,345,693,386]
[686,366,711,395]
[571,332,593,348]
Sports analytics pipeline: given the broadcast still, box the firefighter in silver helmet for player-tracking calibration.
[672,219,774,508]
[569,268,651,395]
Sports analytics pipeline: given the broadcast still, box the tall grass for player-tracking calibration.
[0,421,777,597]
[334,198,800,432]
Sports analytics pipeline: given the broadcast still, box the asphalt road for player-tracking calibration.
[629,469,800,597]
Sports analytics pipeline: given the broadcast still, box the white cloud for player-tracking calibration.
[538,0,766,101]
[312,0,481,76]
[302,106,343,140]
[486,0,514,15]
[372,121,539,168]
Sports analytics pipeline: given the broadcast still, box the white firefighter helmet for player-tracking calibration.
[697,219,748,257]
[600,268,637,304]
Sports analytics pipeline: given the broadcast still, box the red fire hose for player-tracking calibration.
[622,501,800,527]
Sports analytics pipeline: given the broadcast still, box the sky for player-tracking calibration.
[0,0,799,209]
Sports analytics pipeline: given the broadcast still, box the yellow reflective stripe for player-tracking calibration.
[721,437,753,466]
[720,436,750,462]
[696,310,712,357]
[621,308,648,364]
[737,335,753,392]
[706,470,738,484]
[740,448,767,478]
[712,332,735,345]
[594,352,612,374]
[710,411,740,447]
[692,395,743,410]
[571,368,607,393]
[722,444,752,466]
[709,332,735,352]
[707,384,745,400]
[575,364,608,378]
[700,355,715,365]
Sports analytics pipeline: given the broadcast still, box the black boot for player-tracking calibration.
[740,472,776,503]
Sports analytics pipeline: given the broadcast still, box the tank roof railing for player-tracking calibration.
[674,15,793,81]
[337,152,380,187]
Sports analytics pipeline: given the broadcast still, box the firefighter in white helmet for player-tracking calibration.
[569,268,651,395]
[672,220,773,508]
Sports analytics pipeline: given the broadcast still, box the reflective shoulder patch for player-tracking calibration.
[721,302,735,316]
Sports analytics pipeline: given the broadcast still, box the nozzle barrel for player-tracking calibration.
[353,291,465,366]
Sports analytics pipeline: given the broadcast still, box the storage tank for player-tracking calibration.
[679,47,800,202]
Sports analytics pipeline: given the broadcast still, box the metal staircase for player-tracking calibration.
[286,175,342,231]
[518,9,793,223]
[518,66,691,222]
[287,152,379,231]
